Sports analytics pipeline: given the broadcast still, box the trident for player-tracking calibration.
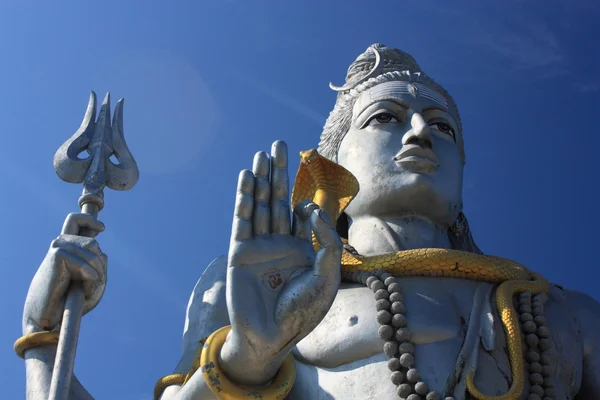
[49,92,139,400]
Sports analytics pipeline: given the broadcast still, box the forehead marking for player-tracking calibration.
[367,81,448,110]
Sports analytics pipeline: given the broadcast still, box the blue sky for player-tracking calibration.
[1,1,599,398]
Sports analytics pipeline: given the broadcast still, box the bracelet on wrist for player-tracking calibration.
[154,326,296,400]
[200,325,296,400]
[14,331,59,358]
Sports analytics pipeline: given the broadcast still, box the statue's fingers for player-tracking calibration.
[231,169,255,242]
[52,237,104,273]
[270,141,291,235]
[310,209,343,278]
[57,233,104,261]
[48,248,104,321]
[252,151,271,236]
[83,280,106,315]
[51,239,103,297]
[61,213,105,236]
[292,201,319,241]
[44,253,97,317]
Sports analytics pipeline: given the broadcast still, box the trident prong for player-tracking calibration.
[54,92,139,207]
[48,91,139,400]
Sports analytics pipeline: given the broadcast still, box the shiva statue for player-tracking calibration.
[17,44,600,400]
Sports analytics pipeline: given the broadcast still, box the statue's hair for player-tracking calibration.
[318,45,464,163]
[321,44,481,254]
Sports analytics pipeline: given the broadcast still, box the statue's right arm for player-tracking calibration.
[21,211,225,400]
[159,255,229,400]
[21,213,107,400]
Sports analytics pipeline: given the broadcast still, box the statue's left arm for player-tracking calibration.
[155,141,342,399]
[569,290,600,398]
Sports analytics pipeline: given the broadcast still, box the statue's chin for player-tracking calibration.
[346,179,459,226]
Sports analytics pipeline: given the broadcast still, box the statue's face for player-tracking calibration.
[337,81,464,226]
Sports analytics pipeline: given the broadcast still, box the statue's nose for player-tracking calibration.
[402,112,432,148]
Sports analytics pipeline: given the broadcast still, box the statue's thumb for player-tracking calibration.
[311,209,343,278]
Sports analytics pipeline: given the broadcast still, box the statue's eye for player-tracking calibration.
[367,112,399,126]
[430,122,455,140]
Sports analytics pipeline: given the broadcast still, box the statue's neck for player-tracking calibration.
[347,215,451,256]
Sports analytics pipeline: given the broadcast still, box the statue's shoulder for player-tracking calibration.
[174,255,229,374]
[190,255,228,299]
[550,284,600,347]
[559,286,600,317]
[185,255,229,333]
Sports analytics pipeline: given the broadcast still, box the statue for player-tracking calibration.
[16,44,600,400]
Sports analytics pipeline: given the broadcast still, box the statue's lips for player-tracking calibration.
[393,144,439,167]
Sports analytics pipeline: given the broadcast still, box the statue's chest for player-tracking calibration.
[294,277,479,368]
[291,278,584,399]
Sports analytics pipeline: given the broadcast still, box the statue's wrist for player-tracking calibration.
[218,332,284,386]
[22,319,47,336]
[200,326,295,399]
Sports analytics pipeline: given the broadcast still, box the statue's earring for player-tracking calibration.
[448,210,483,254]
[450,211,467,237]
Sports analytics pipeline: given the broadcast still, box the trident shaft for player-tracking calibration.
[49,92,139,400]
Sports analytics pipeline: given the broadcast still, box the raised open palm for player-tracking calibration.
[220,140,342,386]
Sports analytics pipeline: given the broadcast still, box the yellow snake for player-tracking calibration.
[290,149,550,400]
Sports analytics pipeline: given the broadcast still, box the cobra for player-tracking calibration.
[291,148,551,400]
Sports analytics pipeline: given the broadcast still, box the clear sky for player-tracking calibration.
[1,1,599,398]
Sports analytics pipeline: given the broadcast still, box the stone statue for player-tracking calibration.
[16,44,600,400]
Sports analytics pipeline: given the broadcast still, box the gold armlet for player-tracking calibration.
[200,325,296,400]
[14,331,59,359]
[153,374,186,400]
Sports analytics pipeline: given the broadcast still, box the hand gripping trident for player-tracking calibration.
[50,92,139,400]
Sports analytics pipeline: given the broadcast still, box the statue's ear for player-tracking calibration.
[448,212,483,254]
[336,212,350,240]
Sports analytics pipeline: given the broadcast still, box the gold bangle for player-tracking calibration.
[14,331,59,359]
[153,374,186,400]
[200,325,296,400]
